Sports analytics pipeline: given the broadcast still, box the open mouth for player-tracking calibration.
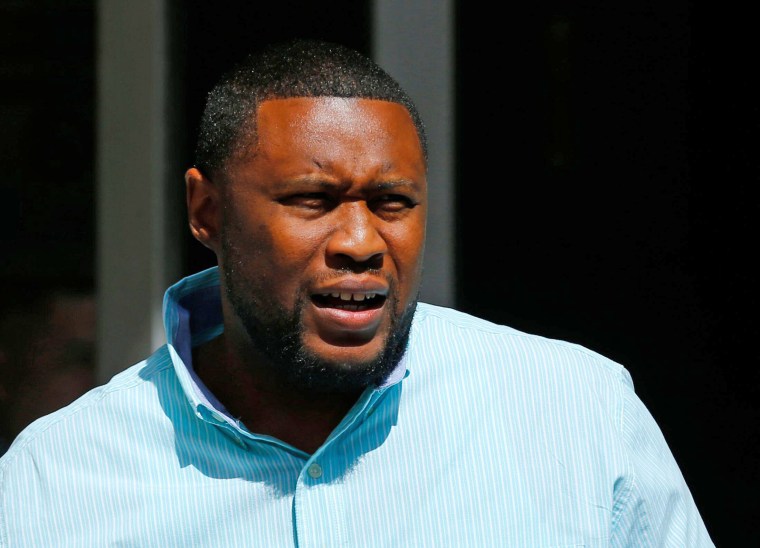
[312,292,386,312]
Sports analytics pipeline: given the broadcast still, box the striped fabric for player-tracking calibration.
[0,267,714,547]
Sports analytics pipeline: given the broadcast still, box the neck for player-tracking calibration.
[192,334,362,454]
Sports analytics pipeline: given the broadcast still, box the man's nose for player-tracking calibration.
[326,202,388,265]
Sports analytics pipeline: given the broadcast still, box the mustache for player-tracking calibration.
[309,268,390,284]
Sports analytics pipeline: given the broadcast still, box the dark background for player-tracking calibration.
[1,1,756,545]
[456,3,758,546]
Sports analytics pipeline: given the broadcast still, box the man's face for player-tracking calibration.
[218,97,427,392]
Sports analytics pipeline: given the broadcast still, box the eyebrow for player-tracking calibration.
[373,180,420,192]
[270,178,337,191]
[272,178,421,192]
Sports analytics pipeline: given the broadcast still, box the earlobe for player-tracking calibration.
[185,167,220,252]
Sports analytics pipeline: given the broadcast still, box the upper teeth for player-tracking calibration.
[324,292,377,301]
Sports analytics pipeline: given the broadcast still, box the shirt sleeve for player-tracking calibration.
[610,368,715,547]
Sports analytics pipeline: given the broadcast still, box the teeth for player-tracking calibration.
[322,292,378,302]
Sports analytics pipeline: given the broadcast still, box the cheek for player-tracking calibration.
[265,218,329,268]
[385,221,426,281]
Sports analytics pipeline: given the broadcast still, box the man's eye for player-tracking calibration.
[280,193,332,209]
[372,195,415,212]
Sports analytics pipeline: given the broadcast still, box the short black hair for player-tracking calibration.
[193,38,428,176]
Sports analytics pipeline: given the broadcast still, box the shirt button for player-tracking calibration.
[307,463,323,479]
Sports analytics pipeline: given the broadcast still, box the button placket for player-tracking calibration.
[294,455,349,547]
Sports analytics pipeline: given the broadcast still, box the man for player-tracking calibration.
[0,38,713,546]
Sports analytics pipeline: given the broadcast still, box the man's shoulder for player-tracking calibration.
[0,345,175,469]
[412,302,630,384]
[407,303,637,467]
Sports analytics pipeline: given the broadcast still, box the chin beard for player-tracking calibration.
[223,268,417,395]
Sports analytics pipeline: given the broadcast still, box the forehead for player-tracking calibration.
[252,97,424,165]
[223,97,427,190]
[256,95,417,132]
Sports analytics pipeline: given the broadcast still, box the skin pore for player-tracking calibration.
[186,97,427,453]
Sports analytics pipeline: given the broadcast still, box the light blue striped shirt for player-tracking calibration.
[0,267,713,547]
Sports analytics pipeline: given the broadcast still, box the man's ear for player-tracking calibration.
[185,167,221,252]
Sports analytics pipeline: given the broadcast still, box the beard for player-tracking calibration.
[221,234,417,395]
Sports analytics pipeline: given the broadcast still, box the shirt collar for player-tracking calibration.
[162,266,229,421]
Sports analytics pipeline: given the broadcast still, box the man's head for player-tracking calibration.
[186,39,427,394]
[193,38,427,178]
